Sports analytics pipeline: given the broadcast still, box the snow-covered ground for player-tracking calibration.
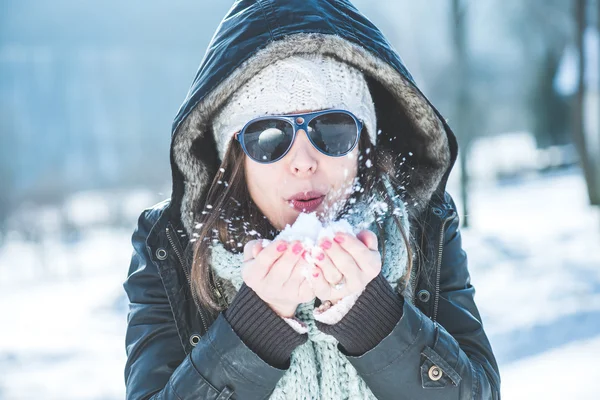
[0,167,599,399]
[0,229,131,400]
[453,168,600,399]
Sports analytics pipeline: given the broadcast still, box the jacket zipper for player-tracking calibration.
[165,226,190,281]
[213,272,226,304]
[165,225,213,335]
[165,224,224,300]
[433,209,456,322]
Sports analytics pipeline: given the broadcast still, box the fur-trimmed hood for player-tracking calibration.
[168,0,458,236]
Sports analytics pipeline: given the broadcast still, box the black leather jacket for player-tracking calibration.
[123,0,500,398]
[123,192,500,399]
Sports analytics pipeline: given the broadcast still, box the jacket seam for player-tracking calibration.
[143,203,193,353]
[358,310,425,377]
[264,0,281,39]
[335,0,359,42]
[465,345,501,397]
[144,201,170,250]
[422,346,461,386]
[471,362,480,400]
[256,0,276,42]
[206,323,274,389]
[168,379,184,400]
[154,260,189,352]
[187,353,222,397]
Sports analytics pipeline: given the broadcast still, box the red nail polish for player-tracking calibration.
[277,243,287,252]
[334,235,344,243]
[312,272,320,278]
[292,243,303,254]
[321,240,332,249]
[317,253,325,261]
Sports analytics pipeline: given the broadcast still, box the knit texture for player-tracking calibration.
[210,187,411,399]
[211,53,377,161]
[224,283,308,369]
[315,272,404,356]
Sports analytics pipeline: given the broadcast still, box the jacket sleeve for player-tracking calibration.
[123,209,296,400]
[332,193,501,399]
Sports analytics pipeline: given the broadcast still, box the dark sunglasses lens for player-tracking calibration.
[308,113,358,155]
[243,119,294,162]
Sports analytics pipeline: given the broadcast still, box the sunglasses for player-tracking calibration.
[234,109,363,164]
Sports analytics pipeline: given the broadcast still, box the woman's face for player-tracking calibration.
[244,111,359,230]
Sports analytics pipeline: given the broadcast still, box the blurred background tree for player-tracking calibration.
[573,0,600,205]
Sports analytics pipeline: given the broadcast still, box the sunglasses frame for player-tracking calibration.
[234,109,363,164]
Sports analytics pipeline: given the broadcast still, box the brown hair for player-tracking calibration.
[189,129,416,316]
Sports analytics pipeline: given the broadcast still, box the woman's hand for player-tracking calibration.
[307,229,381,302]
[242,239,315,318]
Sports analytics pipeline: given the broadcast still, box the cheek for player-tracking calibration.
[245,160,266,198]
[245,159,281,206]
[336,152,359,183]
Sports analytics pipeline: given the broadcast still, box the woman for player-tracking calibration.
[123,1,500,399]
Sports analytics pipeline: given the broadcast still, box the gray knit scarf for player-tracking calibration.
[210,186,411,399]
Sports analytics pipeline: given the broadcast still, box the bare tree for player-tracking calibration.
[517,1,573,150]
[451,0,473,227]
[573,0,600,205]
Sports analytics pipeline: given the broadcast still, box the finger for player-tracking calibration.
[356,229,378,251]
[265,240,304,286]
[298,277,316,303]
[252,239,290,279]
[243,240,261,262]
[287,257,317,303]
[310,263,354,299]
[253,239,268,258]
[310,265,341,300]
[319,236,362,286]
[307,247,343,285]
[331,232,381,278]
[298,276,316,303]
[286,256,312,288]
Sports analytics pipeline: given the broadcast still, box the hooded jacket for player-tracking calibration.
[123,1,501,399]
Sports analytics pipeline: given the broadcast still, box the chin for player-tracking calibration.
[270,212,294,231]
[285,213,300,227]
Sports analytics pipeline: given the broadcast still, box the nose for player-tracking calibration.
[287,129,318,176]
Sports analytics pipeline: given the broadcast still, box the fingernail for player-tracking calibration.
[321,240,332,249]
[317,253,325,261]
[334,235,344,243]
[277,243,287,252]
[312,269,320,278]
[292,243,303,254]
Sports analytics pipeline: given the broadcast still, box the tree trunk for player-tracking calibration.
[596,0,600,206]
[452,0,471,227]
[573,0,600,205]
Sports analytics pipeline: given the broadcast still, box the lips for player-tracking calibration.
[289,196,325,212]
[287,190,326,213]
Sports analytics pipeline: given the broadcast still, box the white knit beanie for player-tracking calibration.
[212,53,377,161]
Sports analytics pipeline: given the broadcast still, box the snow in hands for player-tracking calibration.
[261,212,355,280]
